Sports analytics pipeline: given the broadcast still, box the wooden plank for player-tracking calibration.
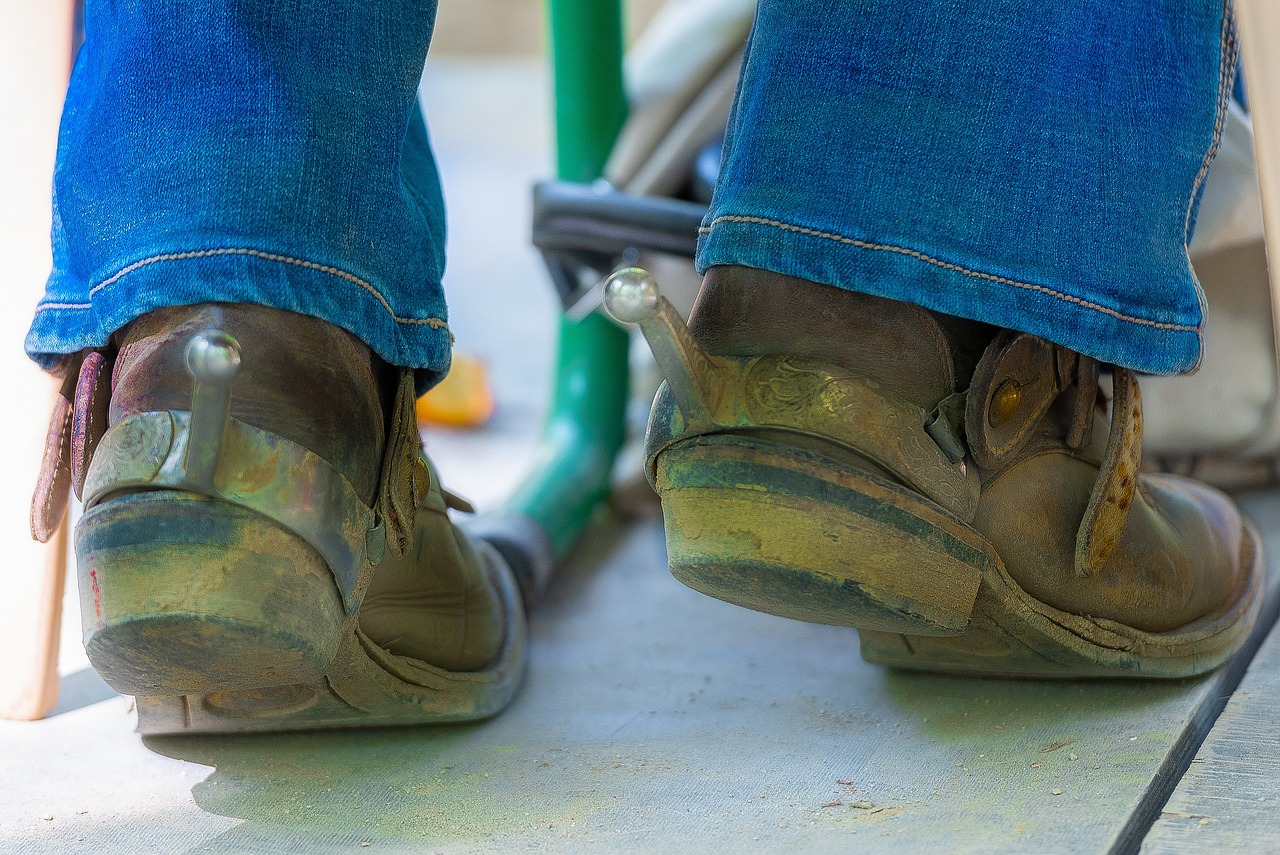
[1138,9,1280,850]
[1236,0,1280,322]
[1139,606,1280,853]
[0,4,74,720]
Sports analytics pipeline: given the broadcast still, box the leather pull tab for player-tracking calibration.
[375,368,424,558]
[1065,356,1101,450]
[30,389,74,543]
[1076,368,1143,576]
[965,332,1065,472]
[70,351,113,499]
[443,489,475,514]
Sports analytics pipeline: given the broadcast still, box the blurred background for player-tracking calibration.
[434,0,664,54]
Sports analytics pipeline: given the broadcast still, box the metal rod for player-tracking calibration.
[502,0,631,557]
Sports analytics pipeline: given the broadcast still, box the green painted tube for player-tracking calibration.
[548,0,627,182]
[503,0,631,556]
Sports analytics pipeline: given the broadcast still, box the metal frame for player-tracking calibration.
[506,2,630,546]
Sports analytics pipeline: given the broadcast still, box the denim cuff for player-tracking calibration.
[27,248,454,389]
[697,214,1204,375]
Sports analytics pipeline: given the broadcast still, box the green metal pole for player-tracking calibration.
[503,0,631,557]
[547,0,627,183]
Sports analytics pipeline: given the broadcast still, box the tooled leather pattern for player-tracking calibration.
[747,358,977,518]
[650,355,979,521]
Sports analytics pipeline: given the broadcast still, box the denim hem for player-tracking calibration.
[1183,2,1238,241]
[1176,1,1239,348]
[695,215,1203,376]
[26,247,453,386]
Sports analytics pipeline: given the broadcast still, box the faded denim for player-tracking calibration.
[698,0,1237,374]
[27,0,452,380]
[30,1,1235,377]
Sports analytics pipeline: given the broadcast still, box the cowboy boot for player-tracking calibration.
[608,265,1261,677]
[31,303,526,732]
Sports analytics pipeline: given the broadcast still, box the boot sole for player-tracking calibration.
[77,492,527,734]
[654,435,989,635]
[655,435,1265,678]
[859,520,1264,679]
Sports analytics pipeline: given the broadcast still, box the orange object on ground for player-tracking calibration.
[416,350,497,429]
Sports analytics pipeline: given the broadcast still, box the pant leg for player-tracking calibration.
[698,0,1236,375]
[26,0,451,383]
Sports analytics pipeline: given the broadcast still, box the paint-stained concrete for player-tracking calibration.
[4,59,1279,855]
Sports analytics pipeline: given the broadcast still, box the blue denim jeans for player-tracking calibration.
[29,0,1234,378]
[698,0,1236,375]
[28,0,452,381]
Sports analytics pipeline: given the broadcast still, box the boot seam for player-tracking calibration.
[35,247,450,331]
[698,215,1200,334]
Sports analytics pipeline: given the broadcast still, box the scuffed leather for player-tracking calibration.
[359,455,505,672]
[30,381,74,544]
[71,350,112,500]
[967,345,1236,631]
[1076,367,1142,576]
[376,368,430,559]
[111,304,386,503]
[1065,356,1100,450]
[52,302,505,672]
[966,332,1071,472]
[687,265,1247,635]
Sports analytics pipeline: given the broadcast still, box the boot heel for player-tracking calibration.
[654,435,993,635]
[75,491,346,697]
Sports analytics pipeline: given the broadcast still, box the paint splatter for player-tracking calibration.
[89,565,104,628]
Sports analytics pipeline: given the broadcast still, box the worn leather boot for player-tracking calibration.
[608,265,1261,677]
[31,304,526,733]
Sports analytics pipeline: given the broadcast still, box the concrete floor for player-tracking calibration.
[4,507,1277,854]
[4,59,1279,855]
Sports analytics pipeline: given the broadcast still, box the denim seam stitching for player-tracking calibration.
[699,215,1199,333]
[1184,3,1236,239]
[35,248,449,329]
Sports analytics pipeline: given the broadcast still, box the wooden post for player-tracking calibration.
[0,2,75,720]
[1237,0,1280,307]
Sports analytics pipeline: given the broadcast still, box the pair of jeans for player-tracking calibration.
[28,0,452,384]
[27,0,1235,379]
